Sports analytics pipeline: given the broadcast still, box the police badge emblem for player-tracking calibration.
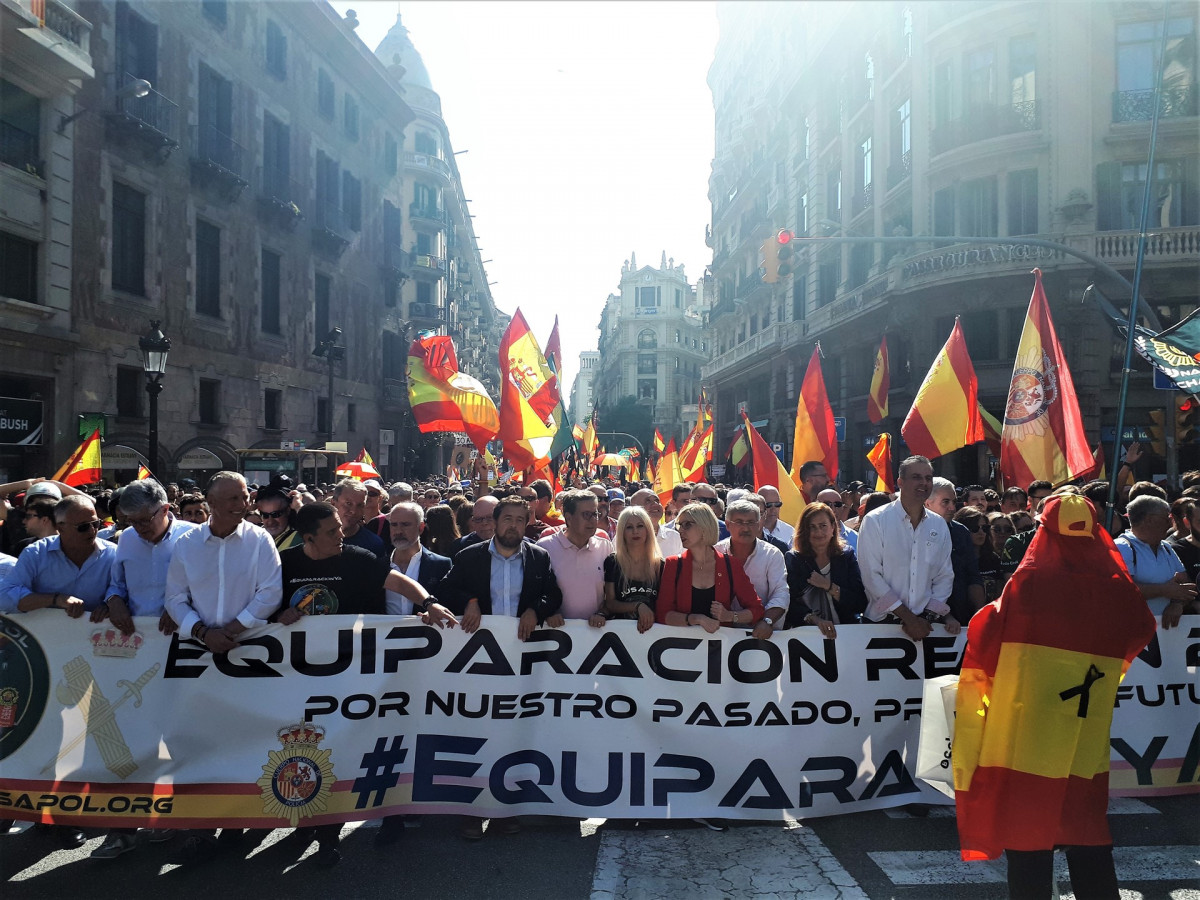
[257,723,335,826]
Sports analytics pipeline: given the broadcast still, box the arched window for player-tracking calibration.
[637,329,657,349]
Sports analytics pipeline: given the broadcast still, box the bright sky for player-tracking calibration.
[331,1,718,393]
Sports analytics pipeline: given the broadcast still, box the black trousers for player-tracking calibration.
[1005,845,1119,900]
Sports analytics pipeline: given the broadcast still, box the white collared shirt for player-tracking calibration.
[715,537,790,617]
[764,519,795,547]
[165,519,282,635]
[386,549,423,616]
[656,523,683,557]
[856,499,953,620]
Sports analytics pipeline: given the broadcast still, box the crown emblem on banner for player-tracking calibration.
[277,723,326,746]
[90,628,144,659]
[258,722,336,827]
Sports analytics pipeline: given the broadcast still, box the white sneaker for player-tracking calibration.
[91,833,135,859]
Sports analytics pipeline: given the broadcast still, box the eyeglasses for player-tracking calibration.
[128,506,166,528]
[965,522,990,533]
[259,508,288,519]
[470,515,490,523]
[66,520,102,533]
[577,511,600,521]
[829,501,845,508]
[763,501,783,509]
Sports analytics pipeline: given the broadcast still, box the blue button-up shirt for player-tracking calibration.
[109,516,198,616]
[487,539,524,618]
[0,536,117,613]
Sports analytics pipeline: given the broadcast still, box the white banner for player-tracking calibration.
[0,614,1195,830]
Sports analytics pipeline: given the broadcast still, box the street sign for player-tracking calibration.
[1153,368,1178,391]
[834,417,846,442]
[770,442,784,461]
[710,464,726,477]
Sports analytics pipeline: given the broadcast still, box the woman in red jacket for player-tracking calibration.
[656,502,769,638]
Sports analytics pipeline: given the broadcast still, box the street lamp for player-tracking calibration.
[313,326,345,449]
[58,77,151,133]
[138,320,171,477]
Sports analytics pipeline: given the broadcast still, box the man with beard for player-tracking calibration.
[856,456,954,641]
[386,501,453,607]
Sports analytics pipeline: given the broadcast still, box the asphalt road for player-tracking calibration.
[4,797,1198,899]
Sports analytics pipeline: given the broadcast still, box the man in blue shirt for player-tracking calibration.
[331,479,388,562]
[1,495,115,616]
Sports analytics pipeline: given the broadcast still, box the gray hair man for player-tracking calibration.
[1116,494,1198,629]
[816,488,857,552]
[924,476,979,628]
[759,485,794,547]
[715,498,786,635]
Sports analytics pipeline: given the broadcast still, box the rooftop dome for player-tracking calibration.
[373,10,433,91]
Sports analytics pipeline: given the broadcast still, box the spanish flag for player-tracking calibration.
[52,429,102,486]
[790,345,838,485]
[866,433,895,493]
[652,438,683,505]
[653,429,665,454]
[355,448,375,466]
[1000,269,1093,488]
[954,495,1156,861]
[901,317,983,459]
[867,336,890,423]
[136,464,152,481]
[680,425,713,483]
[406,335,499,453]
[744,413,805,530]
[727,424,750,468]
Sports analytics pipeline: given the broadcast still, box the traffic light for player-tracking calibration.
[1176,395,1200,443]
[776,229,795,278]
[1148,409,1167,456]
[760,236,780,284]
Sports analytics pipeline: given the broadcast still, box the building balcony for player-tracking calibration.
[1094,226,1200,266]
[409,253,447,279]
[256,167,303,228]
[190,124,248,198]
[930,100,1040,156]
[312,203,351,257]
[409,302,447,323]
[404,151,452,184]
[1112,85,1197,123]
[702,321,788,380]
[408,202,449,230]
[382,244,407,279]
[0,122,43,178]
[6,0,93,83]
[105,73,179,157]
[887,150,911,190]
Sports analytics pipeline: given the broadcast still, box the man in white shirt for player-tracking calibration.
[715,499,787,634]
[538,490,612,625]
[629,488,683,556]
[384,501,452,614]
[759,485,795,548]
[817,488,857,552]
[856,455,955,642]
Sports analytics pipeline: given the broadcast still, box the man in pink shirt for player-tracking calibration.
[538,489,612,627]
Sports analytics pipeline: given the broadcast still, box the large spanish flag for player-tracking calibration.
[790,345,838,485]
[901,318,983,459]
[652,438,683,505]
[866,432,895,493]
[498,311,557,470]
[727,424,750,467]
[52,429,102,486]
[680,425,713,483]
[745,414,805,531]
[954,495,1156,861]
[867,336,890,423]
[1000,269,1093,488]
[407,336,499,453]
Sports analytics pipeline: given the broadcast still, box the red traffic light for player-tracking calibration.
[1182,398,1196,411]
[776,229,794,245]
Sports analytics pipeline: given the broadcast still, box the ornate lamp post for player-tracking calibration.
[313,325,345,449]
[139,320,171,476]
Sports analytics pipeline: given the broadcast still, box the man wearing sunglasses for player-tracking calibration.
[256,488,301,551]
[1,495,116,619]
[758,486,794,548]
[817,488,858,552]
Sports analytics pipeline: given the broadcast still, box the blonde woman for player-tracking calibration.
[602,506,664,632]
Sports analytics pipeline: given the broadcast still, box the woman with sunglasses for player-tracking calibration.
[656,502,769,638]
[602,507,664,633]
[783,502,866,637]
[954,506,1004,603]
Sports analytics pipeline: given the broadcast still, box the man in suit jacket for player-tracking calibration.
[384,502,452,614]
[439,496,562,641]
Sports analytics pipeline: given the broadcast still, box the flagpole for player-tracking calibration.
[1106,0,1171,529]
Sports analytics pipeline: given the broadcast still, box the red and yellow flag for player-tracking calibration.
[901,318,983,459]
[136,464,152,481]
[407,335,499,453]
[954,495,1156,861]
[653,438,683,505]
[52,429,102,487]
[867,336,890,423]
[681,425,713,483]
[728,425,750,468]
[498,312,558,470]
[745,414,805,530]
[653,429,665,454]
[1000,269,1093,488]
[355,447,375,466]
[790,345,838,486]
[866,433,895,493]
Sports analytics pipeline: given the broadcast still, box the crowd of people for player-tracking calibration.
[1,450,1197,866]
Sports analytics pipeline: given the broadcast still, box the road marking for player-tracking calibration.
[868,846,1199,886]
[591,821,868,899]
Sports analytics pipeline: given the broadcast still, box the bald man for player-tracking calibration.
[817,488,857,552]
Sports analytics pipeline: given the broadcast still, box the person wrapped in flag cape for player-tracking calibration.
[953,493,1156,896]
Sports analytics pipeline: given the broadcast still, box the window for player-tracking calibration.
[195,219,221,317]
[0,80,40,172]
[344,95,359,141]
[859,136,873,190]
[1007,169,1038,235]
[317,397,329,434]
[265,20,287,80]
[261,248,281,334]
[198,379,220,424]
[964,46,996,109]
[0,231,37,303]
[1097,158,1200,230]
[1115,17,1196,120]
[933,186,956,238]
[802,117,811,161]
[637,354,657,374]
[960,177,998,236]
[197,64,233,168]
[798,191,808,233]
[1009,35,1037,103]
[264,389,281,430]
[637,329,657,349]
[896,99,911,156]
[315,151,339,228]
[202,0,226,27]
[384,133,398,176]
[637,286,660,307]
[848,243,872,289]
[416,281,432,304]
[637,380,657,401]
[315,272,330,339]
[116,366,142,417]
[940,311,1000,361]
[347,402,357,433]
[415,231,432,256]
[112,182,146,295]
[792,273,807,321]
[383,200,402,250]
[817,257,839,307]
[827,167,841,213]
[864,53,875,101]
[383,331,405,380]
[342,172,362,231]
[262,116,291,202]
[414,132,438,155]
[675,288,682,308]
[749,313,758,336]
[674,329,681,344]
[317,68,334,119]
[115,2,157,84]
